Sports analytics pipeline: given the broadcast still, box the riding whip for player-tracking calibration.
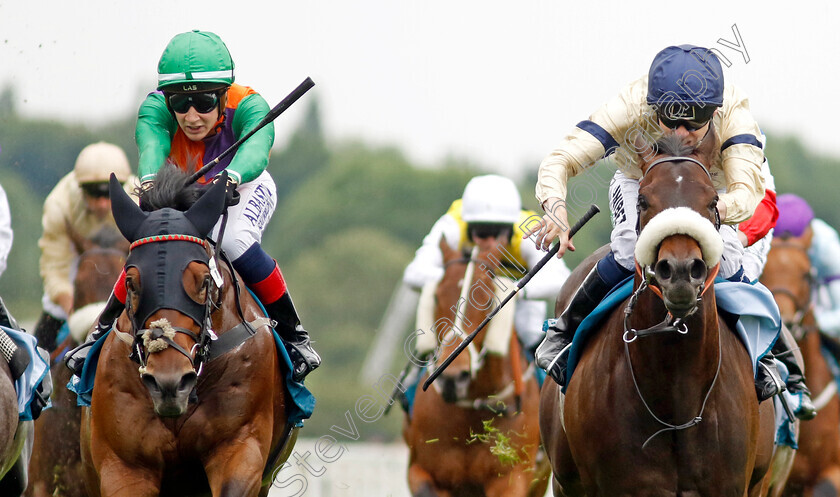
[423,203,600,390]
[187,77,316,186]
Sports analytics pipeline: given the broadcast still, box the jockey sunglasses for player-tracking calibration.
[656,105,716,131]
[468,223,512,240]
[80,182,110,199]
[166,91,221,114]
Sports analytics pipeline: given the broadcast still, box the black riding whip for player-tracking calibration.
[422,203,600,391]
[186,77,315,186]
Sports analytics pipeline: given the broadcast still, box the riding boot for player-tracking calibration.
[773,331,817,420]
[755,354,785,403]
[536,264,615,386]
[64,290,125,375]
[264,292,320,382]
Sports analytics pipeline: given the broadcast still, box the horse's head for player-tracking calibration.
[73,226,128,309]
[432,236,512,404]
[761,235,816,339]
[109,167,227,417]
[633,132,722,318]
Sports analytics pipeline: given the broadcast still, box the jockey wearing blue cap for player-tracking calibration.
[527,44,815,419]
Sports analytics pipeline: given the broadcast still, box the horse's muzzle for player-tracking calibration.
[438,371,471,404]
[141,370,197,417]
[654,256,707,317]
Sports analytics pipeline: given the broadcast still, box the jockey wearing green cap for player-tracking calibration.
[66,30,319,382]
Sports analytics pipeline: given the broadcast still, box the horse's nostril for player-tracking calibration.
[655,259,672,281]
[690,259,707,281]
[141,374,160,394]
[178,372,197,394]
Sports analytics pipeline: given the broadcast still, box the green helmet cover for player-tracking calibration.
[157,30,235,91]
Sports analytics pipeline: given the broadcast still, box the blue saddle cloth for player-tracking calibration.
[2,326,51,420]
[68,324,315,427]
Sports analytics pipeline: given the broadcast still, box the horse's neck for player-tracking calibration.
[630,289,720,370]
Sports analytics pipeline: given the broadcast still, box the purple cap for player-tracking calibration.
[775,193,814,238]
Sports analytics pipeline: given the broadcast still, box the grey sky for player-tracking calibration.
[2,1,837,179]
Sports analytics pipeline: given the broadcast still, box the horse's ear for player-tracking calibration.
[184,171,227,237]
[693,120,719,166]
[439,235,456,262]
[110,173,148,243]
[800,224,814,249]
[634,134,657,173]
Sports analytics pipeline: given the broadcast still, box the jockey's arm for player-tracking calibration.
[402,215,459,291]
[136,93,178,184]
[531,77,644,256]
[715,85,765,224]
[0,183,11,278]
[227,93,275,185]
[38,180,76,312]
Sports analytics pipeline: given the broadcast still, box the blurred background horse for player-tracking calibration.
[27,226,126,497]
[403,238,547,496]
[762,234,840,496]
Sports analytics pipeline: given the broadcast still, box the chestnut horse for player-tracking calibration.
[762,235,840,496]
[540,134,790,496]
[403,239,547,496]
[80,170,298,497]
[27,228,126,497]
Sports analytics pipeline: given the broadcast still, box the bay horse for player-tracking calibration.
[27,227,127,497]
[403,238,548,496]
[540,133,791,496]
[80,169,298,497]
[761,234,840,496]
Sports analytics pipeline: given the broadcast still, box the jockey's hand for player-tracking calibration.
[56,292,73,317]
[214,174,240,207]
[717,198,728,223]
[523,197,575,258]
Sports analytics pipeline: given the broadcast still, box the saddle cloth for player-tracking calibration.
[1,326,51,420]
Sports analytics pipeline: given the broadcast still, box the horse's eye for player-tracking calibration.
[638,196,649,210]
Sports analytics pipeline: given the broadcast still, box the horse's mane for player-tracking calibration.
[136,162,204,212]
[654,134,697,158]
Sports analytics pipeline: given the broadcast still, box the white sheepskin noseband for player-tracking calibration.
[635,207,723,267]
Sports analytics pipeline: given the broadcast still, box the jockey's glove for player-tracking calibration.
[216,175,240,207]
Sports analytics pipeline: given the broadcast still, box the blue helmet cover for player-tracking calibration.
[647,44,724,115]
